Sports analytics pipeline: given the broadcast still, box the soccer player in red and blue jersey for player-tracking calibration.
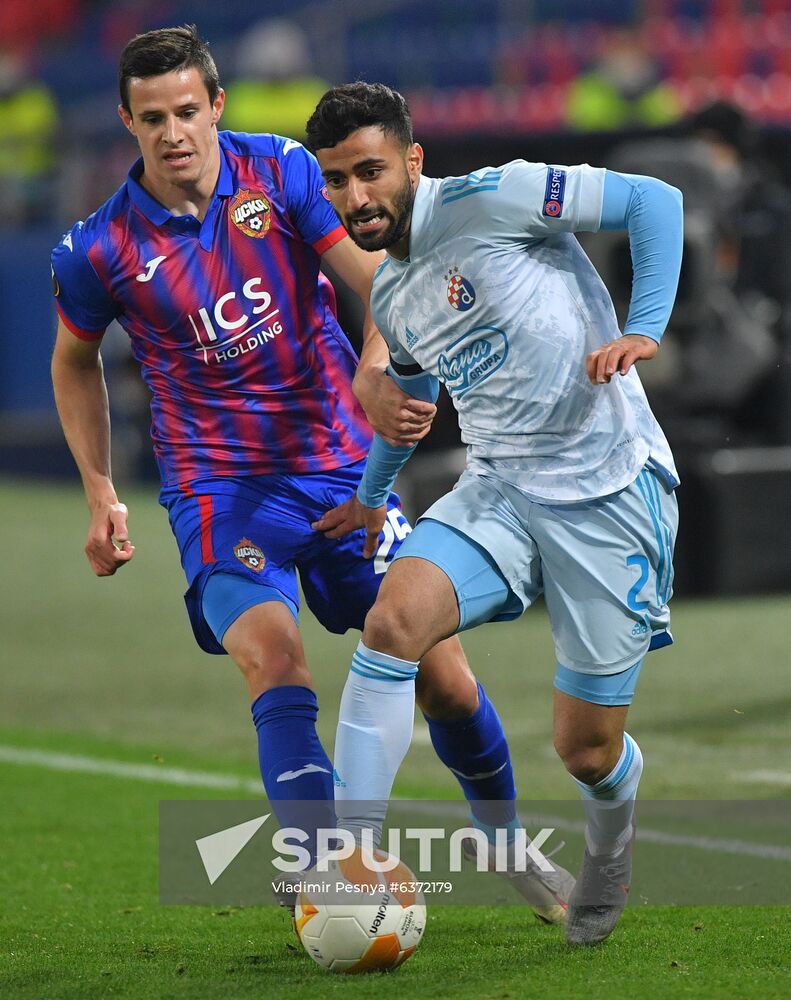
[49,26,553,915]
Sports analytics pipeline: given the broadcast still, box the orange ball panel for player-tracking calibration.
[346,932,401,973]
[337,849,388,892]
[392,944,417,968]
[295,901,318,937]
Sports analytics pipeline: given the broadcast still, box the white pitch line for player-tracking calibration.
[2,744,790,863]
[0,745,263,796]
[402,801,791,863]
[733,769,791,788]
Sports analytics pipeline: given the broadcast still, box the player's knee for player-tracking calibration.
[362,598,424,660]
[554,736,620,786]
[233,637,311,696]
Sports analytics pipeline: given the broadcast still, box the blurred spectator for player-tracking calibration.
[222,19,328,139]
[100,2,178,60]
[567,26,680,131]
[0,0,81,52]
[685,100,791,318]
[584,137,779,446]
[0,51,57,225]
[683,100,791,443]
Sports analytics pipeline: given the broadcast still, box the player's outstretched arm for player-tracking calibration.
[587,170,683,385]
[312,495,387,559]
[51,318,135,576]
[314,360,439,551]
[321,237,435,446]
[313,423,423,556]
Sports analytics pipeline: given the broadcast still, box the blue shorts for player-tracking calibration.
[159,460,411,654]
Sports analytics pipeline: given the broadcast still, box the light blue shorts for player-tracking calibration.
[393,465,677,701]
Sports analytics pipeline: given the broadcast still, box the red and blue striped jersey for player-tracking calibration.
[51,131,372,486]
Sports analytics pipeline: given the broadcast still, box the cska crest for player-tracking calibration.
[234,537,267,572]
[229,190,272,239]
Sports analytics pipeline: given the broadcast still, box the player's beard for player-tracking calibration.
[346,171,414,252]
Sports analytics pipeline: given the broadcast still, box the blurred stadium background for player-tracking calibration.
[4,0,791,594]
[2,2,791,995]
[3,0,791,781]
[3,0,791,743]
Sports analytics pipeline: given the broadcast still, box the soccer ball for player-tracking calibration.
[295,847,426,973]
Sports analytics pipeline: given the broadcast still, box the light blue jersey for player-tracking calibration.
[370,161,679,504]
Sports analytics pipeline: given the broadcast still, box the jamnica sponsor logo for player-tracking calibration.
[438,327,509,398]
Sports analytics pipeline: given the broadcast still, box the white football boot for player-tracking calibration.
[462,833,575,924]
[565,826,634,945]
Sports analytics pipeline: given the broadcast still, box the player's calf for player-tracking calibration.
[415,636,479,720]
[216,592,313,698]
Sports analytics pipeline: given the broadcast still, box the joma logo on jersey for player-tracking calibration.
[188,277,283,365]
[234,538,266,572]
[229,190,271,238]
[438,327,509,398]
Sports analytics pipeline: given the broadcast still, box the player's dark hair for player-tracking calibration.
[306,82,413,152]
[119,24,220,113]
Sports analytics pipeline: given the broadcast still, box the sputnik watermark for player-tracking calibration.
[194,813,556,886]
[267,825,557,874]
[160,799,791,906]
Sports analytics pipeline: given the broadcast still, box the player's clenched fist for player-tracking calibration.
[586,333,658,385]
[85,501,135,576]
[312,495,387,559]
[353,365,436,447]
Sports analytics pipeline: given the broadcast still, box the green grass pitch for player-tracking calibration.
[1,477,790,998]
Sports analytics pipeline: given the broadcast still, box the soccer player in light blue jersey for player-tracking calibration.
[308,83,683,946]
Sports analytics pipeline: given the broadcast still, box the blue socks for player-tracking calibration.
[252,673,519,859]
[251,685,335,863]
[425,681,519,839]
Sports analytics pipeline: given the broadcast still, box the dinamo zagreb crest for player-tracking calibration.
[445,268,476,312]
